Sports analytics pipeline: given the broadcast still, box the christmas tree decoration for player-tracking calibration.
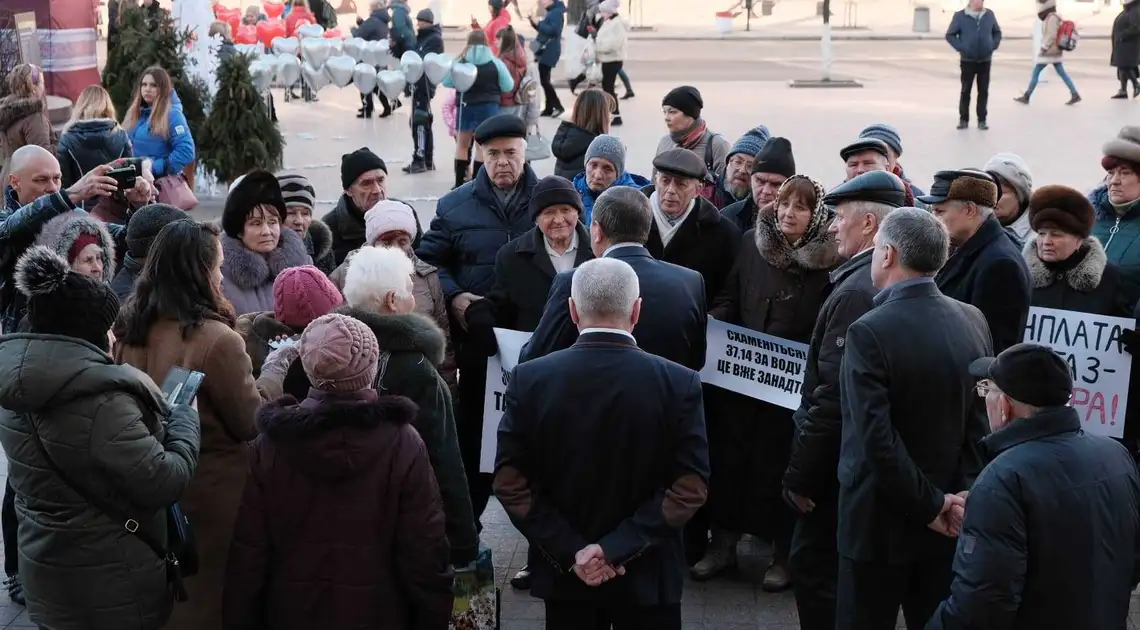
[197,53,284,183]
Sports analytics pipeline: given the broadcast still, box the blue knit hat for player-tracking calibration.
[727,125,771,161]
[859,123,903,157]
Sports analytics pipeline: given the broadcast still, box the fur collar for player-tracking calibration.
[753,176,840,271]
[220,227,310,290]
[0,97,45,132]
[334,306,446,367]
[307,218,333,262]
[1022,236,1108,292]
[34,212,117,282]
[257,393,417,441]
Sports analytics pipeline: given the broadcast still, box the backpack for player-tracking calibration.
[697,132,723,201]
[1056,16,1079,51]
[515,72,539,105]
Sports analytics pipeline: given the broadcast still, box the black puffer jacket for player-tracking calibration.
[1111,0,1140,69]
[57,119,133,190]
[551,122,598,181]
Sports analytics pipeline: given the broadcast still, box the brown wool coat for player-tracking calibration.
[114,319,268,630]
[0,96,53,183]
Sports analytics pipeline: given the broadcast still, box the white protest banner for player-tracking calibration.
[699,318,808,410]
[1022,306,1132,438]
[479,328,533,473]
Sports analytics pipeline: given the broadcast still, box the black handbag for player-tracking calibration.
[26,421,196,602]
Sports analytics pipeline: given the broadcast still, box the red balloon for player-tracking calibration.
[322,28,342,39]
[256,18,286,47]
[235,24,258,45]
[262,1,284,18]
[212,2,223,17]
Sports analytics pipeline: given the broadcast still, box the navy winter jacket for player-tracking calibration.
[946,9,1003,62]
[532,1,566,68]
[353,9,390,41]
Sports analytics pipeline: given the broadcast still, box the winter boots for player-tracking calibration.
[690,529,740,581]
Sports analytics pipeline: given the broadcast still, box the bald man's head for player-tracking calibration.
[8,145,62,206]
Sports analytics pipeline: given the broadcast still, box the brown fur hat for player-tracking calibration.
[919,169,998,208]
[1028,184,1096,239]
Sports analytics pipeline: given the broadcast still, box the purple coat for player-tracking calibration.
[220,228,311,316]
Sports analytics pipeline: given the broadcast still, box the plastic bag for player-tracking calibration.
[562,32,588,79]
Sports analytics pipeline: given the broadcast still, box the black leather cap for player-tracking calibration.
[474,114,527,145]
[822,170,908,208]
[653,148,709,181]
[917,169,998,207]
[969,342,1073,407]
[839,138,891,162]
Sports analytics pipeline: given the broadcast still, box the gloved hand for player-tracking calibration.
[262,341,300,380]
[464,299,499,357]
[1121,328,1140,355]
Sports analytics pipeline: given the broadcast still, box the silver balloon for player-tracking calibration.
[344,37,367,62]
[366,40,392,69]
[353,63,378,95]
[302,61,330,92]
[376,70,407,101]
[423,52,452,85]
[324,55,355,88]
[400,51,423,83]
[328,38,344,57]
[249,59,273,92]
[449,62,477,93]
[271,36,300,56]
[235,43,262,57]
[301,38,331,69]
[277,54,302,86]
[296,23,325,39]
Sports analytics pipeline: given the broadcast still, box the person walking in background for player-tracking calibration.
[945,0,1001,130]
[593,0,628,126]
[1110,0,1140,99]
[530,0,567,118]
[1014,0,1081,106]
[121,66,195,182]
[475,0,512,55]
[496,25,529,120]
[353,0,392,118]
[406,9,445,174]
[56,85,132,192]
[443,31,515,189]
[0,65,52,185]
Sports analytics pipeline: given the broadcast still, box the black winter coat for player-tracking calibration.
[927,407,1140,630]
[354,8,390,40]
[1023,236,1131,317]
[935,215,1032,353]
[321,195,423,266]
[784,250,877,501]
[720,196,761,234]
[301,219,336,276]
[641,186,742,305]
[56,119,132,190]
[412,25,445,104]
[551,122,598,181]
[1111,1,1140,69]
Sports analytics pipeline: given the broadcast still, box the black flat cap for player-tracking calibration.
[652,148,708,181]
[474,114,528,145]
[839,138,891,162]
[917,169,999,207]
[822,170,908,208]
[969,343,1073,408]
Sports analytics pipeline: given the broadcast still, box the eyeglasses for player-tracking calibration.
[975,380,999,398]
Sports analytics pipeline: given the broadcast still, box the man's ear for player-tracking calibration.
[569,297,580,327]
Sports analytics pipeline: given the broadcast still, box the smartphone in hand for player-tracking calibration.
[161,366,205,407]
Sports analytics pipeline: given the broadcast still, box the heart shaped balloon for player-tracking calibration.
[400,51,424,83]
[302,62,330,92]
[323,28,343,39]
[261,53,279,79]
[297,23,325,39]
[366,40,391,68]
[353,63,378,95]
[423,52,452,85]
[301,38,331,68]
[449,62,477,93]
[256,18,285,48]
[327,38,344,56]
[277,54,302,86]
[324,55,355,88]
[344,37,367,62]
[234,24,258,45]
[234,43,261,57]
[272,36,299,56]
[263,0,284,19]
[376,70,407,101]
[249,59,273,92]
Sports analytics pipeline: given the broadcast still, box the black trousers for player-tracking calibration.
[362,89,391,116]
[835,549,954,630]
[545,601,681,630]
[455,345,492,524]
[3,481,16,575]
[601,61,622,116]
[539,63,564,111]
[958,60,991,123]
[412,93,435,166]
[788,490,839,630]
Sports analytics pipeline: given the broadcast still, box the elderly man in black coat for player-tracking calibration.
[836,208,992,630]
[781,171,908,630]
[519,186,707,371]
[927,343,1140,630]
[494,257,710,630]
[922,169,1032,353]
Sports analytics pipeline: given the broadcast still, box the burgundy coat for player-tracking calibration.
[222,391,455,630]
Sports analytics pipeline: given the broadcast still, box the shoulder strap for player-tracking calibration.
[372,351,393,391]
[703,132,722,177]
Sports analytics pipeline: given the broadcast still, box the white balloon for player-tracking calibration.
[302,62,330,92]
[353,63,378,95]
[449,62,477,93]
[423,52,452,85]
[400,51,423,84]
[296,24,325,39]
[300,38,331,69]
[344,37,367,62]
[277,54,302,85]
[328,38,344,57]
[235,43,262,57]
[366,40,391,69]
[271,36,300,56]
[376,70,407,101]
[324,55,355,88]
[249,59,273,92]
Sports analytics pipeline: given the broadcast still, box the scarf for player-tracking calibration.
[670,118,709,149]
[1043,244,1089,273]
[650,191,695,249]
[1112,196,1140,217]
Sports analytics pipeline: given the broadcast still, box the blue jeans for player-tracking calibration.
[1026,62,1078,96]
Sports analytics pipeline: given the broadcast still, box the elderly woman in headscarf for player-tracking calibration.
[699,174,840,590]
[985,152,1035,244]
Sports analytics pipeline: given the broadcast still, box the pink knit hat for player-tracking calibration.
[365,200,418,246]
[298,314,380,392]
[273,266,344,330]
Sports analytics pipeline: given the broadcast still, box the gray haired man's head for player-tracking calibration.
[570,258,641,332]
[590,187,652,256]
[876,207,950,276]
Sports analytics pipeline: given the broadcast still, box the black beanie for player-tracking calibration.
[529,176,583,222]
[126,203,187,258]
[752,137,796,179]
[15,246,120,349]
[222,170,287,239]
[341,147,387,190]
[662,86,703,120]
